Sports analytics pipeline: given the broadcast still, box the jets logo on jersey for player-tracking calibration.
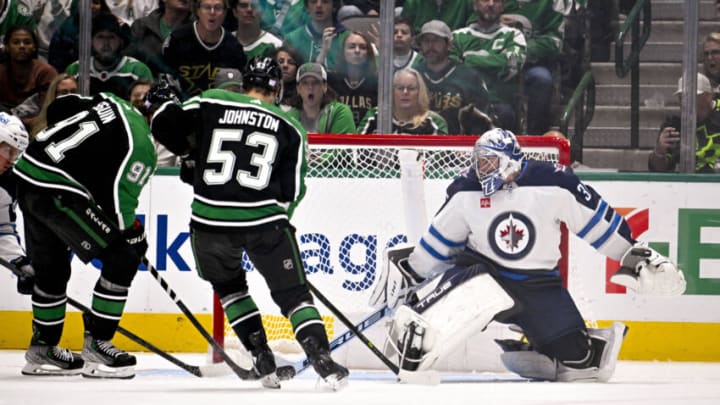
[488,211,536,260]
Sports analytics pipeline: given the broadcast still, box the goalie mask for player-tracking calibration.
[471,128,523,196]
[0,112,29,158]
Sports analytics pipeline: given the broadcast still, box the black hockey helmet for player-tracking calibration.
[243,56,283,95]
[141,78,181,115]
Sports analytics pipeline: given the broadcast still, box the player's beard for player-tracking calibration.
[94,49,121,67]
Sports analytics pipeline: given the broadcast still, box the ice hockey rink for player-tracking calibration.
[1,351,719,405]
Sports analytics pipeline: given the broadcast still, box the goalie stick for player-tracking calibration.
[307,281,440,384]
[0,257,211,377]
[141,258,296,382]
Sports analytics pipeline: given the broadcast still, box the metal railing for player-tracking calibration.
[560,71,595,163]
[615,0,652,148]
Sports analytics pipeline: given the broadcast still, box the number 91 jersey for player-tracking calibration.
[154,89,308,231]
[13,93,157,229]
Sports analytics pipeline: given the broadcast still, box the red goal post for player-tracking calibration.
[212,133,570,366]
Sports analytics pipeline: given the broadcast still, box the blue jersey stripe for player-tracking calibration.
[419,237,452,261]
[578,200,607,238]
[591,212,622,249]
[429,225,465,247]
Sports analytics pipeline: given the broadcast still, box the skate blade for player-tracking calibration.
[398,369,441,385]
[21,363,83,376]
[315,373,349,391]
[82,362,135,379]
[261,372,281,389]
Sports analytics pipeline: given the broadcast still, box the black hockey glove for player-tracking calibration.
[179,151,196,185]
[11,256,34,295]
[123,219,148,259]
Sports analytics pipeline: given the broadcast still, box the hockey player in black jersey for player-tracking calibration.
[370,128,686,382]
[150,56,349,389]
[13,93,157,379]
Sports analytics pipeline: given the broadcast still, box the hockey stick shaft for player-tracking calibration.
[141,258,253,379]
[293,304,391,372]
[307,281,400,374]
[0,257,202,377]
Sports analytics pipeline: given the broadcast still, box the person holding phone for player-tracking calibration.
[649,73,720,173]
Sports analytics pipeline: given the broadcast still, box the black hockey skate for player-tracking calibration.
[248,330,283,388]
[22,343,84,376]
[300,335,349,390]
[82,332,136,379]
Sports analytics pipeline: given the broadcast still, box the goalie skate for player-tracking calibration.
[82,333,136,379]
[22,344,84,376]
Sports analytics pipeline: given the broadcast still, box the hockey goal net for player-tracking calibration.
[212,133,570,370]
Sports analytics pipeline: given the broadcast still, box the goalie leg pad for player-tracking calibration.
[500,322,628,382]
[386,271,515,371]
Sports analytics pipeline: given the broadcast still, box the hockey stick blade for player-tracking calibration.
[292,305,392,373]
[141,258,260,381]
[0,257,203,377]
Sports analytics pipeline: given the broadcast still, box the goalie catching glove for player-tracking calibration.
[610,242,686,296]
[369,245,426,310]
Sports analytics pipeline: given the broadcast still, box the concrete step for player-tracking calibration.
[595,84,678,107]
[615,41,685,63]
[579,148,652,172]
[573,126,658,149]
[626,20,719,43]
[590,106,678,128]
[591,62,683,85]
[644,0,717,21]
[625,20,718,45]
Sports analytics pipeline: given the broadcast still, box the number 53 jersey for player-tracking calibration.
[151,89,308,232]
[13,93,157,229]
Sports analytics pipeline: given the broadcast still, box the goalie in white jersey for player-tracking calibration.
[370,128,687,382]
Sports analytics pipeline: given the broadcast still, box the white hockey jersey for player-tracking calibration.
[409,160,635,278]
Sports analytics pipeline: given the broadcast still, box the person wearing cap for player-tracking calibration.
[231,0,282,61]
[649,73,720,173]
[65,12,153,97]
[414,19,493,135]
[451,0,526,133]
[287,62,356,135]
[214,67,244,93]
[48,0,116,73]
[283,0,349,71]
[161,0,247,97]
[327,31,378,127]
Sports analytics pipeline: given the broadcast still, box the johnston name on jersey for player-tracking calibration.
[410,160,636,276]
[151,89,308,231]
[13,93,157,229]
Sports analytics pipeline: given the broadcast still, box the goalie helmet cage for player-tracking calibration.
[212,133,571,371]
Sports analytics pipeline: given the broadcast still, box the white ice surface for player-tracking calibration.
[1,351,720,405]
